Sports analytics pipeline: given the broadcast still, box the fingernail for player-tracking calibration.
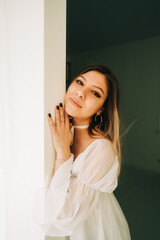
[60,103,63,107]
[48,113,51,117]
[56,105,59,110]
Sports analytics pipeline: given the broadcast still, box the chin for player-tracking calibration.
[64,105,82,119]
[64,98,78,116]
[64,103,74,117]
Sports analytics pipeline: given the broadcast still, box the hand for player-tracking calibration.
[47,103,73,158]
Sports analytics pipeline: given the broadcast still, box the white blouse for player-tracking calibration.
[33,139,131,240]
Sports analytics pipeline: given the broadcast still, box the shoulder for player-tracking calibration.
[82,138,117,175]
[93,138,114,152]
[91,128,113,149]
[86,138,115,160]
[91,127,111,140]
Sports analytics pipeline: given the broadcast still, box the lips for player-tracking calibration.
[70,97,82,108]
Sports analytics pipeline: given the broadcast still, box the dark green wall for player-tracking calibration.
[68,35,160,174]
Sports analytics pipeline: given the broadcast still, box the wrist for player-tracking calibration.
[56,149,71,161]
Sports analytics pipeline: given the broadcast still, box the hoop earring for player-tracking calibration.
[95,113,103,125]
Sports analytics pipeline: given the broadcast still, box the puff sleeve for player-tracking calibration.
[32,139,119,236]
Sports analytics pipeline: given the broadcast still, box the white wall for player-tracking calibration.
[44,0,67,240]
[0,0,44,239]
[69,36,160,174]
[44,0,67,177]
[0,0,67,239]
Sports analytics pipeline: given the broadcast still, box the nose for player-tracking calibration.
[76,89,85,99]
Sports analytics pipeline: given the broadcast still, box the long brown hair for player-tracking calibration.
[69,64,121,177]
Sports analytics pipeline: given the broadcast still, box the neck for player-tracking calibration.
[72,117,90,126]
[71,124,90,143]
[70,118,91,144]
[71,124,89,135]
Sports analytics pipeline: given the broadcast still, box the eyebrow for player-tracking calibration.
[79,75,104,95]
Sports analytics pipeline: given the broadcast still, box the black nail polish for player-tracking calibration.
[60,103,63,107]
[56,105,59,110]
[48,113,51,117]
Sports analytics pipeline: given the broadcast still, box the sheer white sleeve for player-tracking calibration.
[32,140,119,236]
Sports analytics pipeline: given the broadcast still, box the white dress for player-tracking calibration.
[33,139,131,239]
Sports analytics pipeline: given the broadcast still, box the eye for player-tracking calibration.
[92,91,101,98]
[76,79,83,85]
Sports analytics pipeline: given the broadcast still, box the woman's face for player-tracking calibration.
[64,70,108,123]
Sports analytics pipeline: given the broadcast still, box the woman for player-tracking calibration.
[33,64,131,239]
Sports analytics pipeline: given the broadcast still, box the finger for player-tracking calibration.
[59,103,65,124]
[55,105,60,128]
[47,113,55,134]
